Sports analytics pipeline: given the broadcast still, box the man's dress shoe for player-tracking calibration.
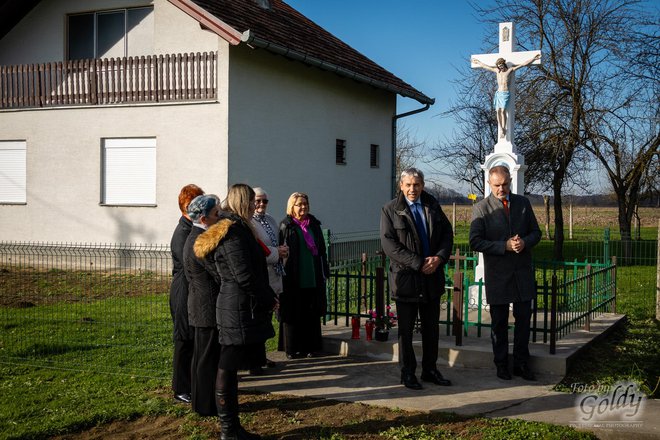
[420,369,452,386]
[400,372,422,390]
[174,393,191,404]
[496,365,512,380]
[513,364,536,381]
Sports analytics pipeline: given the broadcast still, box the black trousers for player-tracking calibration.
[396,299,439,374]
[172,339,193,395]
[191,326,221,417]
[489,301,532,367]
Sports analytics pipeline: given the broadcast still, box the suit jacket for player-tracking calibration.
[380,191,453,302]
[469,193,541,305]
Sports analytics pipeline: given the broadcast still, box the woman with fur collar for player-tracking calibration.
[194,183,276,440]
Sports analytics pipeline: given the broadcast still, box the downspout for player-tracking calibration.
[391,103,432,198]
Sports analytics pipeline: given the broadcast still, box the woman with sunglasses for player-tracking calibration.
[278,192,329,359]
[250,187,288,373]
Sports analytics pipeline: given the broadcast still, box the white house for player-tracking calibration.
[0,0,434,244]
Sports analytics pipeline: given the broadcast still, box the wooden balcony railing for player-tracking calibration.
[0,51,217,109]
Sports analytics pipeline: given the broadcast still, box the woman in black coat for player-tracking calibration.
[194,184,275,440]
[278,192,329,359]
[168,184,204,404]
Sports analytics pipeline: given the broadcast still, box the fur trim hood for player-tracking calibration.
[193,218,235,259]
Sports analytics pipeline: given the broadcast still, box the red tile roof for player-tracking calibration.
[190,0,434,105]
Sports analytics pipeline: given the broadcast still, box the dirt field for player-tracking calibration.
[446,205,660,231]
[48,389,503,440]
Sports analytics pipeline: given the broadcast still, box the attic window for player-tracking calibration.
[254,0,271,10]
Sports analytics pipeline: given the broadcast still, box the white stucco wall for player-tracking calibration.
[227,46,395,234]
[0,0,231,244]
[0,101,229,244]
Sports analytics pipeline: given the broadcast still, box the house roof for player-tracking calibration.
[181,0,434,105]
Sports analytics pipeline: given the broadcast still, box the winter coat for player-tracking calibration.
[183,225,220,328]
[169,216,193,340]
[194,213,275,346]
[278,214,329,319]
[469,192,541,305]
[380,191,453,303]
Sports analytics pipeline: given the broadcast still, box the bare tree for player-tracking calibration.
[474,0,654,259]
[431,70,498,196]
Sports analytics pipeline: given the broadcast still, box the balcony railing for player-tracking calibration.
[0,51,217,109]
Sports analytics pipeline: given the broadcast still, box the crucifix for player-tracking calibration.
[471,22,541,153]
[469,22,541,301]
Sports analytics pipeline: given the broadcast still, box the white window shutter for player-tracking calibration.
[0,141,27,203]
[103,138,156,205]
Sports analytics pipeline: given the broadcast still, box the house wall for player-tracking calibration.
[0,0,232,244]
[227,46,395,233]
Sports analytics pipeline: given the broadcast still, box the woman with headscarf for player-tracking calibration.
[194,184,275,440]
[278,192,329,359]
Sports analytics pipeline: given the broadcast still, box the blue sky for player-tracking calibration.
[285,0,495,191]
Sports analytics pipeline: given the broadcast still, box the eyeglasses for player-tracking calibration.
[255,199,269,205]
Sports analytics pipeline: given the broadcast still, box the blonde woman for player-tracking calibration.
[194,184,276,440]
[278,192,329,359]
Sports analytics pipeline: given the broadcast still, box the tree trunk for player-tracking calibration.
[552,180,564,261]
[543,195,551,240]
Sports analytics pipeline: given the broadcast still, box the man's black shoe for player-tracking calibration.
[400,372,422,390]
[496,365,512,380]
[420,369,452,386]
[174,393,191,404]
[513,364,536,381]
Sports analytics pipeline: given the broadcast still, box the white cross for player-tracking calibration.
[471,22,541,153]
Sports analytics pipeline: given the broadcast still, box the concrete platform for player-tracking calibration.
[239,312,660,439]
[321,313,627,375]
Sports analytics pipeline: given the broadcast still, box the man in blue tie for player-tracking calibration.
[380,168,454,390]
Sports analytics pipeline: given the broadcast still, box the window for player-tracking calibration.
[102,138,156,206]
[336,139,346,165]
[0,141,27,204]
[370,144,379,168]
[68,7,154,60]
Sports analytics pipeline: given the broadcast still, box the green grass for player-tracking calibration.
[0,229,657,438]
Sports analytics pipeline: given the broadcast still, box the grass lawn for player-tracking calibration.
[0,229,657,438]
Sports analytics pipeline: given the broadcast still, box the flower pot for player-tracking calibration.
[364,321,374,341]
[374,329,389,342]
[351,316,360,339]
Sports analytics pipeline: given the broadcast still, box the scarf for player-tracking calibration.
[292,216,318,256]
[253,213,285,276]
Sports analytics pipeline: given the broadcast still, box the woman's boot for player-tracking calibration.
[215,388,261,440]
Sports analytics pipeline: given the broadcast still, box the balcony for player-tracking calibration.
[0,51,217,109]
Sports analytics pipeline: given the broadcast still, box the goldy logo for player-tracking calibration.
[572,381,646,429]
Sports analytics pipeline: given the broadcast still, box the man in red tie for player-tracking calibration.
[469,165,541,381]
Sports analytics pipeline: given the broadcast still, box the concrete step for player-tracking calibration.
[321,313,626,376]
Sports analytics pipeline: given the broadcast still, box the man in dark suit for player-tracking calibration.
[380,168,453,390]
[469,165,541,381]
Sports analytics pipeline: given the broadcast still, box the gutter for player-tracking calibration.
[241,30,434,105]
[390,103,432,198]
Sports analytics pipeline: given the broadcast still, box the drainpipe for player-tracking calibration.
[391,103,432,198]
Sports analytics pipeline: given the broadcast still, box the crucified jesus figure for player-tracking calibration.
[471,53,541,137]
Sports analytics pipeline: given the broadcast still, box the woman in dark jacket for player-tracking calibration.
[194,184,275,440]
[278,192,329,359]
[168,183,204,404]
